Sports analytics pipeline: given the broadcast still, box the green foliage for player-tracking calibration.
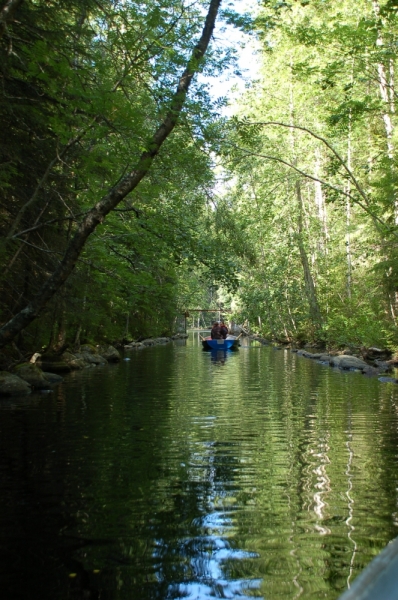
[220,0,398,349]
[0,0,245,350]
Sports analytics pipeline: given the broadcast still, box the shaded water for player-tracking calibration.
[1,332,398,600]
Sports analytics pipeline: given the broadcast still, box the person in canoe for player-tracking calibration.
[210,322,222,339]
[220,321,229,339]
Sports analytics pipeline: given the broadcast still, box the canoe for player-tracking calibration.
[201,336,240,350]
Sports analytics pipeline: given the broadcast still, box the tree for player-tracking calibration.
[223,0,398,347]
[0,0,224,350]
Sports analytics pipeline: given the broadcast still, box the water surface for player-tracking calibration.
[1,333,398,599]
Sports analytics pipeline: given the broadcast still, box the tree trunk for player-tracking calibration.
[373,0,397,222]
[296,180,323,327]
[345,109,353,299]
[0,0,24,39]
[0,0,222,350]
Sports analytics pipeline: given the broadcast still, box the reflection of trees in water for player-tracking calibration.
[345,404,357,589]
[152,441,262,598]
[2,342,398,599]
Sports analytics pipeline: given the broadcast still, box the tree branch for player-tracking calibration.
[0,0,23,40]
[0,0,222,348]
[240,120,371,204]
[226,141,394,235]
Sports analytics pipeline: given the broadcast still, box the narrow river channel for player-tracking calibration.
[1,332,398,600]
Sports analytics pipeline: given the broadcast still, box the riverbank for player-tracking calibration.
[248,333,398,382]
[0,333,188,396]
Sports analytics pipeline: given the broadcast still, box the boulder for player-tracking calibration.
[13,363,52,389]
[373,359,392,373]
[124,342,144,349]
[155,337,171,344]
[61,351,87,370]
[297,350,325,360]
[43,372,63,384]
[0,371,31,395]
[77,352,107,366]
[80,344,98,354]
[297,350,326,359]
[98,345,121,362]
[330,355,369,370]
[362,365,381,376]
[318,354,332,363]
[363,347,392,361]
[378,376,398,384]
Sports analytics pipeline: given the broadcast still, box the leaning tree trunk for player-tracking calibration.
[0,0,222,349]
[0,0,24,39]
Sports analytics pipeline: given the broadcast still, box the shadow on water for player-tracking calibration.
[1,332,398,599]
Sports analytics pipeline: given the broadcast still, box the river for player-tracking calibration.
[1,332,398,599]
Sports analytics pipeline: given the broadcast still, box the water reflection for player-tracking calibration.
[210,350,228,365]
[1,334,398,599]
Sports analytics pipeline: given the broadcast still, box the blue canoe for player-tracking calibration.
[202,336,240,350]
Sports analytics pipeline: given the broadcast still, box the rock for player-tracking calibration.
[362,365,380,376]
[43,372,63,384]
[297,350,329,360]
[297,350,324,359]
[140,337,171,346]
[373,359,392,373]
[61,351,87,370]
[364,347,392,361]
[13,363,52,389]
[97,345,121,362]
[80,344,98,354]
[318,354,332,363]
[330,355,369,370]
[0,371,31,395]
[78,352,107,366]
[38,353,72,373]
[378,376,398,384]
[124,342,144,349]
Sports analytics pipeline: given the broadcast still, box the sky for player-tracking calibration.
[205,0,261,115]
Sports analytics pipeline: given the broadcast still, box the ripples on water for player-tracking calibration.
[1,333,398,599]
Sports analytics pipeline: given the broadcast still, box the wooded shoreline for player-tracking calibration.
[2,1,398,378]
[1,331,398,397]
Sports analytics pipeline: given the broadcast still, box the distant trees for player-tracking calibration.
[226,0,398,347]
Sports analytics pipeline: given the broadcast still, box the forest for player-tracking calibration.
[1,0,398,361]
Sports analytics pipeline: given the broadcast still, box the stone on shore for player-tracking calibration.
[61,351,87,370]
[124,342,144,350]
[0,371,31,395]
[13,363,53,389]
[141,337,171,346]
[43,372,64,383]
[329,355,369,370]
[378,376,398,384]
[97,345,121,362]
[77,351,107,366]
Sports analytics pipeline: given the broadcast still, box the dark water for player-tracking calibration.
[1,333,398,600]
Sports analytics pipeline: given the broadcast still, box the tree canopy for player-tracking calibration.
[1,0,398,356]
